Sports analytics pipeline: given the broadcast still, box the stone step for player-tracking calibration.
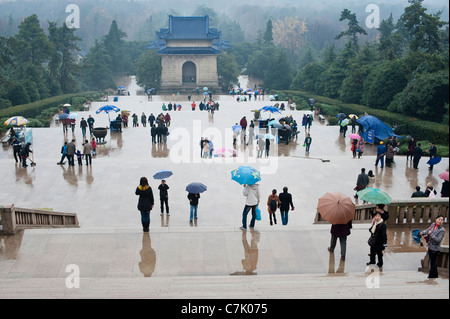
[0,271,447,299]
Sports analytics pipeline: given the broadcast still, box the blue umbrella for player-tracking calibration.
[58,113,69,120]
[231,166,261,185]
[232,125,242,132]
[271,122,283,129]
[186,182,207,193]
[260,106,281,114]
[96,105,121,114]
[153,170,173,180]
[255,134,275,140]
[411,229,423,245]
[427,157,441,165]
[96,105,121,122]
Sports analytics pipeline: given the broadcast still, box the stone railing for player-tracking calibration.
[0,204,79,234]
[314,198,449,227]
[419,245,449,277]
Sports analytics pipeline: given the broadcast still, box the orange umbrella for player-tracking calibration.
[317,192,355,224]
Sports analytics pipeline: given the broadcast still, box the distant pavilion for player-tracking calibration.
[147,15,231,94]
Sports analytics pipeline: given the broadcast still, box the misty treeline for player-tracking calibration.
[0,0,448,124]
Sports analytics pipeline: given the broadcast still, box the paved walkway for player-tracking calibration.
[0,78,448,298]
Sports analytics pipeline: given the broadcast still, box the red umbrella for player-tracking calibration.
[317,192,355,224]
[439,171,449,181]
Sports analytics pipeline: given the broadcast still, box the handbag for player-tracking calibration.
[368,235,376,247]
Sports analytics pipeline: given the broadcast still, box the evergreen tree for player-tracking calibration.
[399,0,447,53]
[263,20,273,44]
[335,9,368,51]
[82,40,115,91]
[135,50,162,91]
[48,22,81,94]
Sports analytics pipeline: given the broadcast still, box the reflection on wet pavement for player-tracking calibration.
[0,92,448,282]
[231,230,260,275]
[139,233,156,277]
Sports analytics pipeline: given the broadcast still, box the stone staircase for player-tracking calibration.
[0,271,447,299]
[0,225,448,299]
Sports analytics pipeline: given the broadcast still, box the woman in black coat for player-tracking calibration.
[367,211,387,267]
[135,177,154,232]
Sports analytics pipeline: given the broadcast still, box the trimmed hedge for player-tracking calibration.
[0,91,100,134]
[273,90,449,146]
[0,91,99,119]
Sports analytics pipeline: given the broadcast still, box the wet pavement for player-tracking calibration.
[0,77,448,290]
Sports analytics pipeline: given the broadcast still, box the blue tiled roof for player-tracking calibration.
[157,47,221,55]
[147,15,231,55]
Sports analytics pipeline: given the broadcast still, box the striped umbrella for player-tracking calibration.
[4,116,29,126]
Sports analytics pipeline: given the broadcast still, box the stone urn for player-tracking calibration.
[93,127,107,144]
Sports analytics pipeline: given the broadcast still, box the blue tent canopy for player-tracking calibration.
[356,115,402,142]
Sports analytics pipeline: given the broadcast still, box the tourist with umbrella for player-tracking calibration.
[158,180,170,216]
[426,142,437,171]
[186,182,207,223]
[232,166,261,231]
[317,192,354,261]
[356,136,365,158]
[153,170,173,216]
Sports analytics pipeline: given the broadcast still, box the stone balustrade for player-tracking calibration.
[315,198,449,227]
[419,245,449,277]
[0,204,79,234]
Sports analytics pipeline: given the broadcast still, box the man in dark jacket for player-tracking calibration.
[151,125,157,143]
[20,142,32,168]
[66,139,76,166]
[413,143,423,169]
[354,168,369,198]
[411,186,425,198]
[188,193,200,222]
[328,221,352,261]
[10,138,21,163]
[278,187,295,225]
[158,180,170,215]
[427,142,437,170]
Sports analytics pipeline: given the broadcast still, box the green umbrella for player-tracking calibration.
[356,187,391,204]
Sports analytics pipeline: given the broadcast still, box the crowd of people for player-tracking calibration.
[58,138,95,166]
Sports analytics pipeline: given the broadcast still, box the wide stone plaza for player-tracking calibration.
[0,77,448,299]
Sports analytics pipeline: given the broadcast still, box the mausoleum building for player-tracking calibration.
[148,15,230,94]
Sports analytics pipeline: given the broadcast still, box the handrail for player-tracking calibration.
[314,198,449,227]
[0,204,79,234]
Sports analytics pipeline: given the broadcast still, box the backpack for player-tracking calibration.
[428,189,436,198]
[270,199,277,211]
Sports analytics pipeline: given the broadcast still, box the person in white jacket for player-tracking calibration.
[240,184,260,230]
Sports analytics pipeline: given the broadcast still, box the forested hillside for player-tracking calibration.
[0,0,448,124]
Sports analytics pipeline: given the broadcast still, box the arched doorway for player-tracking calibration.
[182,61,196,83]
